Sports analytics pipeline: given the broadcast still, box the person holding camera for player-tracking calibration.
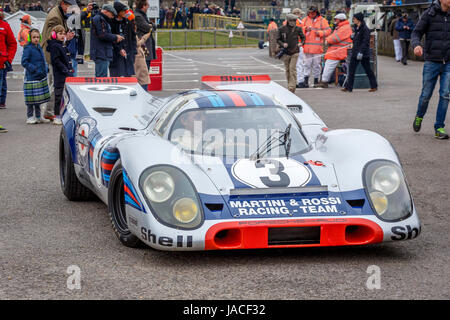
[276,13,305,93]
[342,13,378,93]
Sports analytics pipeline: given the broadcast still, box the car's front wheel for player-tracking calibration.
[59,128,95,201]
[108,160,143,248]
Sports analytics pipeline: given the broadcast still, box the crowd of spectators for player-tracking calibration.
[158,0,241,29]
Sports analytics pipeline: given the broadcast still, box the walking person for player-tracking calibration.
[298,6,331,88]
[276,13,305,93]
[46,25,74,125]
[0,9,17,110]
[21,28,51,124]
[342,13,378,93]
[412,0,450,139]
[395,13,415,65]
[90,4,124,77]
[316,13,352,88]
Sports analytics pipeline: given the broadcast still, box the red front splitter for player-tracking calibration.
[205,218,384,250]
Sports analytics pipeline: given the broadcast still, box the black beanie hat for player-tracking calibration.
[113,2,128,14]
[353,13,364,22]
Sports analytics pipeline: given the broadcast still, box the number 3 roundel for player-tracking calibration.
[231,158,312,188]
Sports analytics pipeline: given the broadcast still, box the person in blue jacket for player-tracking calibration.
[21,28,50,124]
[90,4,124,77]
[395,13,415,65]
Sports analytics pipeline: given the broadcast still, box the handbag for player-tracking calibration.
[23,77,51,105]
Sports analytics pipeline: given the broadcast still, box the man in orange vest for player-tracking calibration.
[297,6,331,88]
[267,18,278,33]
[17,15,32,47]
[316,13,352,88]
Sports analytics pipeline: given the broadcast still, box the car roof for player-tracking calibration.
[178,90,277,109]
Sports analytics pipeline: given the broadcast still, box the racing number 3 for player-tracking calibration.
[255,159,290,187]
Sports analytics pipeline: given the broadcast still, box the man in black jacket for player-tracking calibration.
[90,4,124,77]
[276,13,305,93]
[411,0,450,139]
[342,13,377,92]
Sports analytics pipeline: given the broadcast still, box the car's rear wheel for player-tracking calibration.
[59,128,95,201]
[108,160,143,248]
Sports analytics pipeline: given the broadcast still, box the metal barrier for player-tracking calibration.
[156,29,267,50]
[193,14,265,30]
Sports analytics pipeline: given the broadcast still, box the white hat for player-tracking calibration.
[334,13,347,20]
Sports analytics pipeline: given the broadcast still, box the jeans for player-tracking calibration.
[71,58,78,77]
[0,68,6,105]
[416,61,450,130]
[345,57,378,91]
[27,104,41,118]
[95,59,109,77]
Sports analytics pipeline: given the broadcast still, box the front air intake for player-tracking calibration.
[268,227,321,245]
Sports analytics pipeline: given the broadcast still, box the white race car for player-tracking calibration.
[59,75,421,250]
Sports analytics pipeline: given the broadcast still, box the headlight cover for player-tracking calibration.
[364,160,413,222]
[139,165,204,230]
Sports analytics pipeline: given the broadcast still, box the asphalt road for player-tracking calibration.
[0,48,449,300]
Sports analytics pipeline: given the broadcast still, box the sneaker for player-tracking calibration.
[296,82,309,88]
[0,125,7,133]
[435,128,449,139]
[315,82,328,88]
[413,116,423,132]
[0,104,5,109]
[35,117,50,124]
[26,117,37,124]
[53,116,62,125]
[44,114,55,121]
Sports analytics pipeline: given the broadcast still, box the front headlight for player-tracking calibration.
[364,160,413,222]
[139,165,204,230]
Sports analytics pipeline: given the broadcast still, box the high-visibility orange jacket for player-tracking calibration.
[267,21,278,33]
[17,24,31,47]
[301,15,331,54]
[324,20,353,60]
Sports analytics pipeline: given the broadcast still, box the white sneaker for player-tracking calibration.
[53,116,62,125]
[26,117,37,124]
[35,117,50,123]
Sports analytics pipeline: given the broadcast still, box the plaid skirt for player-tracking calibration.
[23,77,51,105]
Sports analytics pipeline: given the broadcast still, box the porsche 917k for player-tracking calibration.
[59,75,421,250]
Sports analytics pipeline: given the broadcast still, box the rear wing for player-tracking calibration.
[66,77,138,85]
[201,75,271,90]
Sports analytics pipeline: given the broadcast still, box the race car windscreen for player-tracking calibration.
[168,106,309,158]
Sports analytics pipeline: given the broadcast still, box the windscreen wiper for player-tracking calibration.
[250,124,292,161]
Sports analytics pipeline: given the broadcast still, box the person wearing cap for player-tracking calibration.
[41,0,76,119]
[342,13,378,93]
[395,13,415,65]
[109,2,137,77]
[297,6,331,88]
[276,13,305,93]
[316,13,352,88]
[18,15,32,47]
[411,0,450,140]
[90,4,124,77]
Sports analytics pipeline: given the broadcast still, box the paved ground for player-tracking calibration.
[0,48,449,300]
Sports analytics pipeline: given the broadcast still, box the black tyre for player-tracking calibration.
[108,160,142,248]
[59,128,95,201]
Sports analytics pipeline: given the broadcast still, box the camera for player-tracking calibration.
[275,47,288,59]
